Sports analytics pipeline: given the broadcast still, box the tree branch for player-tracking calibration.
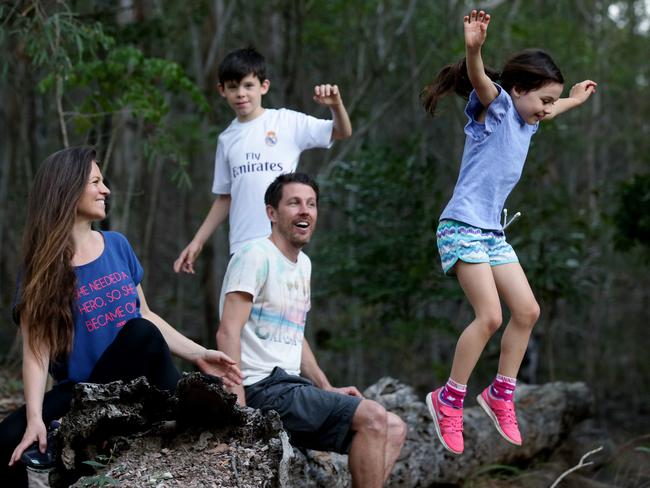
[549,446,603,488]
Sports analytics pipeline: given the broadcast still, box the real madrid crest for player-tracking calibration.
[265,130,277,147]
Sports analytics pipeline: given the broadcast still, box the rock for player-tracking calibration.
[286,378,596,487]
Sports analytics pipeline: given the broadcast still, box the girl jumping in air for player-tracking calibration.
[423,10,596,455]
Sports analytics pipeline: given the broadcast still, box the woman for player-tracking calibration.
[1,146,242,484]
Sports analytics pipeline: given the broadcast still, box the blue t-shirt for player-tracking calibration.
[440,84,538,230]
[57,231,143,383]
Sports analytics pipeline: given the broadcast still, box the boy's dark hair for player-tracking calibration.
[421,48,564,116]
[218,47,267,84]
[264,173,319,209]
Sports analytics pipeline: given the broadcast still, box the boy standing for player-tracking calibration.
[174,47,352,273]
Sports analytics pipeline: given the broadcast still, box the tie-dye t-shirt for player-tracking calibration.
[219,237,311,386]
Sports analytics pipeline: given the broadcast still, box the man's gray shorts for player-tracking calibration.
[245,367,362,453]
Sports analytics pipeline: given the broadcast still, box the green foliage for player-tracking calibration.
[613,173,650,255]
[44,45,209,127]
[141,124,199,189]
[509,187,596,305]
[1,2,113,78]
[315,143,446,307]
[0,1,210,190]
[312,142,457,359]
[81,453,120,487]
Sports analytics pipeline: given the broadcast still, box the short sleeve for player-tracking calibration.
[212,136,231,195]
[290,111,334,151]
[464,83,510,141]
[113,232,144,285]
[222,245,269,300]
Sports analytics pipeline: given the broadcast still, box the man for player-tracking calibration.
[217,173,406,487]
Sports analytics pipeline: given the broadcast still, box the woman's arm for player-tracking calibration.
[9,326,50,465]
[464,10,499,107]
[137,285,242,387]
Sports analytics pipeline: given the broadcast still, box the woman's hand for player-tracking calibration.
[195,349,244,388]
[464,10,491,52]
[9,418,47,466]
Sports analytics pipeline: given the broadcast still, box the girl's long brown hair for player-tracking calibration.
[421,49,563,116]
[421,58,500,115]
[16,146,96,363]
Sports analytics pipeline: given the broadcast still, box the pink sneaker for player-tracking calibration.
[477,387,522,445]
[426,387,464,454]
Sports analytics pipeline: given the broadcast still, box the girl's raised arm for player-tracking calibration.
[464,10,499,107]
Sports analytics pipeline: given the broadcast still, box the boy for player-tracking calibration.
[174,47,352,273]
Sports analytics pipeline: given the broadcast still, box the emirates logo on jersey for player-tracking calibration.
[265,131,278,146]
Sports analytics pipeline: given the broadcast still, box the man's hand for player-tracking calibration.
[195,349,243,388]
[313,84,343,107]
[568,80,597,105]
[173,240,203,274]
[464,9,490,52]
[327,385,364,398]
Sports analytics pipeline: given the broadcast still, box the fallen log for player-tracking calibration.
[45,374,595,487]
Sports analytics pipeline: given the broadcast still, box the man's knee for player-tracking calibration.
[387,412,407,447]
[352,400,388,436]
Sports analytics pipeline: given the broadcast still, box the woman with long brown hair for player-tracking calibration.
[0,146,242,485]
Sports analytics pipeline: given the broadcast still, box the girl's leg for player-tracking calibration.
[476,262,539,446]
[450,261,504,384]
[88,317,181,391]
[426,260,503,455]
[491,263,540,378]
[0,383,74,487]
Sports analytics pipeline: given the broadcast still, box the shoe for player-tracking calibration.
[477,387,522,445]
[426,387,464,454]
[21,420,60,470]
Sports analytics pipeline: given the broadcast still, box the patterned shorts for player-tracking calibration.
[436,219,518,275]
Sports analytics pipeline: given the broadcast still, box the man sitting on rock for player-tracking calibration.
[217,172,407,487]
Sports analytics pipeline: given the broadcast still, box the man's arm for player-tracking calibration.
[173,194,231,274]
[216,291,253,405]
[301,339,363,397]
[545,80,597,120]
[313,84,352,140]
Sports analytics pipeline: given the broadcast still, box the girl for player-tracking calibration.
[0,146,243,485]
[423,10,596,455]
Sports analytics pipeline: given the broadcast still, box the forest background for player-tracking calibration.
[1,0,649,459]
